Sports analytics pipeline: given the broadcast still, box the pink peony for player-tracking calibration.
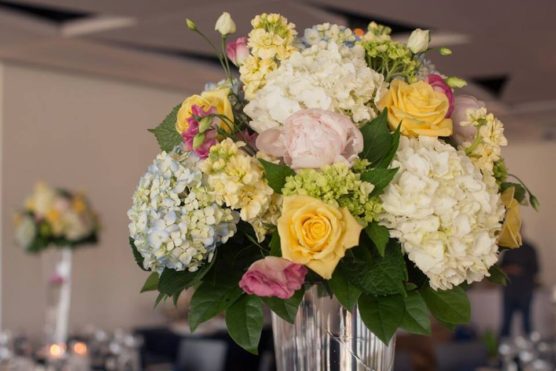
[427,74,455,117]
[226,37,249,66]
[256,109,363,169]
[239,257,307,299]
[182,105,219,159]
[451,95,485,144]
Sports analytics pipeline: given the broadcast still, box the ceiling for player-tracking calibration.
[0,0,555,140]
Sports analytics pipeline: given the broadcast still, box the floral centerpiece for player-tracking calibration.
[14,182,99,252]
[128,11,537,357]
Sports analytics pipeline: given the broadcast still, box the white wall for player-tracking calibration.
[0,62,186,337]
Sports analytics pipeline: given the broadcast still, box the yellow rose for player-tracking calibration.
[176,88,234,134]
[277,195,362,279]
[379,80,453,137]
[498,186,522,248]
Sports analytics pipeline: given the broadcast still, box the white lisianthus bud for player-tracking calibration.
[407,29,430,54]
[215,12,236,36]
[446,76,467,88]
[185,18,197,31]
[439,47,452,56]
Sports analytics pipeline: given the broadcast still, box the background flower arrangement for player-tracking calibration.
[14,182,100,253]
[128,11,538,353]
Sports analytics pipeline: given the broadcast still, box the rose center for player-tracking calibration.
[300,215,331,251]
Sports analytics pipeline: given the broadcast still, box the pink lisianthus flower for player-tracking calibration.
[256,109,363,169]
[239,257,307,299]
[427,74,455,117]
[226,37,249,66]
[182,105,219,159]
[451,95,486,144]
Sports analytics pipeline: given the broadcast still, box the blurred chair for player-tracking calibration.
[434,341,488,371]
[175,338,227,371]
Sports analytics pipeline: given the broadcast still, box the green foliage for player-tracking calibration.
[343,239,407,296]
[358,293,405,344]
[148,104,183,152]
[158,259,213,297]
[140,272,159,293]
[263,288,305,323]
[189,280,243,332]
[487,265,508,286]
[420,285,470,325]
[225,295,264,354]
[361,168,398,197]
[401,290,431,335]
[364,222,389,257]
[269,231,281,257]
[129,237,148,271]
[258,159,296,193]
[500,182,526,203]
[329,266,362,310]
[360,110,392,166]
[374,124,401,169]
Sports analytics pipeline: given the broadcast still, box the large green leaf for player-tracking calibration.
[129,237,148,271]
[148,104,182,152]
[263,288,304,323]
[269,231,282,257]
[158,259,213,297]
[258,159,295,194]
[189,281,243,332]
[364,223,390,257]
[360,110,392,166]
[344,240,407,296]
[401,290,431,335]
[329,265,362,310]
[375,124,401,169]
[361,168,398,197]
[140,272,159,293]
[358,294,404,344]
[487,264,508,286]
[226,295,264,354]
[420,285,470,325]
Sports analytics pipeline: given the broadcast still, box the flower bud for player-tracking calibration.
[198,116,213,133]
[439,47,452,56]
[192,133,205,149]
[215,12,236,36]
[185,18,197,31]
[446,76,467,88]
[407,29,430,54]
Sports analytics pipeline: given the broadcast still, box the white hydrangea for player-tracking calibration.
[244,41,387,133]
[379,137,505,290]
[128,150,238,273]
[302,23,356,47]
[15,215,36,250]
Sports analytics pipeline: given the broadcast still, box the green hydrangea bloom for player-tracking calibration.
[359,23,420,82]
[282,163,382,224]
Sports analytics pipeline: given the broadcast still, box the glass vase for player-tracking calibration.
[44,249,73,347]
[272,285,396,371]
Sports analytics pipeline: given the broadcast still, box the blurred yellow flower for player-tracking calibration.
[498,186,522,248]
[277,195,362,279]
[379,80,453,137]
[176,88,233,134]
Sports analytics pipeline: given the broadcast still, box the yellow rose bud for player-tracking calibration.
[379,80,453,137]
[498,187,522,248]
[277,195,363,279]
[176,88,234,134]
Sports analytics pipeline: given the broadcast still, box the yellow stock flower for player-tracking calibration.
[379,79,453,137]
[176,88,234,134]
[277,195,362,279]
[498,187,522,248]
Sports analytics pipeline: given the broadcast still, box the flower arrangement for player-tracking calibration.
[14,183,100,253]
[128,12,538,353]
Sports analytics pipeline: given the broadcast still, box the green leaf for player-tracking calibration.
[269,231,282,257]
[360,110,392,166]
[140,272,159,293]
[344,240,407,296]
[189,281,243,332]
[375,124,401,169]
[361,168,398,197]
[420,285,470,325]
[148,104,182,152]
[487,265,508,286]
[365,223,390,257]
[329,266,362,310]
[358,294,404,344]
[263,288,304,323]
[258,159,295,194]
[158,259,213,296]
[401,291,431,335]
[500,182,526,204]
[154,292,167,308]
[129,237,148,271]
[225,295,264,354]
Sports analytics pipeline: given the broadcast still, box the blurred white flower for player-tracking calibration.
[15,215,36,249]
[407,29,430,54]
[215,12,236,36]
